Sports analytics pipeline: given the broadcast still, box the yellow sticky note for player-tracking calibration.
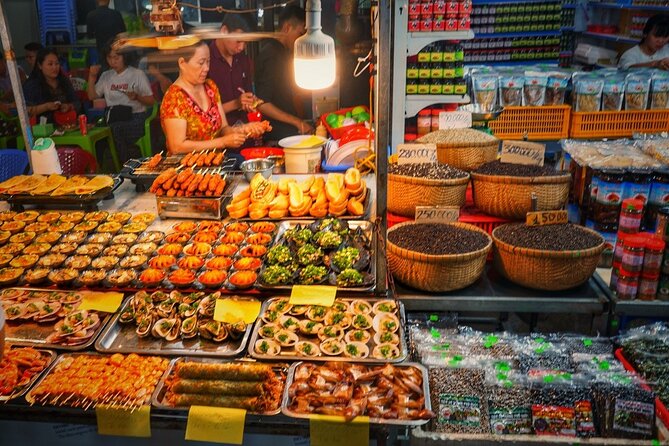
[79,292,124,313]
[310,415,369,446]
[96,404,151,437]
[289,285,337,307]
[213,299,261,324]
[186,406,246,445]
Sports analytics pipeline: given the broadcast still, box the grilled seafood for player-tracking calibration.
[178,255,205,270]
[0,347,50,396]
[205,256,233,270]
[228,271,257,288]
[213,244,238,257]
[148,255,177,269]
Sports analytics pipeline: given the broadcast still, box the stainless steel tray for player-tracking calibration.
[151,357,286,415]
[0,347,56,401]
[248,297,407,363]
[255,219,376,292]
[95,297,253,357]
[238,192,372,221]
[1,288,114,351]
[281,361,431,426]
[156,175,238,220]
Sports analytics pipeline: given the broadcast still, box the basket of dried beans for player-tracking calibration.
[471,161,570,220]
[492,223,605,291]
[417,128,499,172]
[387,222,492,292]
[388,163,470,217]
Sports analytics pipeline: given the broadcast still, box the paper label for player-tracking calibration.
[415,206,459,223]
[531,404,576,437]
[185,406,246,445]
[289,285,336,307]
[96,405,151,438]
[310,415,369,446]
[396,143,437,164]
[489,407,532,435]
[214,299,261,324]
[612,399,654,435]
[79,292,124,313]
[439,111,472,129]
[500,140,545,166]
[526,210,568,226]
[438,394,482,427]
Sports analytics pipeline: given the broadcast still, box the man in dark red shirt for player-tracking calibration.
[208,14,256,125]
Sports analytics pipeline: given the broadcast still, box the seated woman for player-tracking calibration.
[619,14,669,69]
[160,41,266,159]
[87,43,155,163]
[23,48,80,123]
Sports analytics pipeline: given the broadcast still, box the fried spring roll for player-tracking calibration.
[175,362,273,381]
[169,393,264,411]
[171,379,264,396]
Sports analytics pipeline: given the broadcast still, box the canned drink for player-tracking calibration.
[79,114,87,135]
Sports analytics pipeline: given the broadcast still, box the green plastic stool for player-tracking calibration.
[136,102,160,158]
[68,48,88,70]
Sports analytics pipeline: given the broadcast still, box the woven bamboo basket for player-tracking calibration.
[387,173,470,217]
[471,172,571,220]
[387,221,492,292]
[435,142,499,171]
[492,225,605,291]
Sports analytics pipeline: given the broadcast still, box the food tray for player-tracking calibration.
[1,288,113,351]
[281,361,432,426]
[0,347,56,401]
[0,175,123,210]
[238,192,372,221]
[151,357,286,415]
[248,297,407,363]
[156,176,237,220]
[255,220,376,292]
[95,296,253,357]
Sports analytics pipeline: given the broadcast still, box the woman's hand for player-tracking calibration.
[126,91,138,101]
[46,101,61,111]
[60,103,73,113]
[296,120,314,135]
[89,65,101,79]
[241,122,268,138]
[220,132,247,148]
[238,92,257,112]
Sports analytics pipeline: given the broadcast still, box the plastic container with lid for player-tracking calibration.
[593,168,626,228]
[417,45,431,63]
[621,234,646,274]
[418,78,430,95]
[645,168,669,230]
[404,133,418,143]
[618,198,644,234]
[431,109,441,132]
[429,79,442,95]
[613,232,627,265]
[406,79,418,95]
[616,268,639,300]
[417,109,432,137]
[639,272,659,301]
[643,236,665,275]
[407,62,419,79]
[655,206,669,242]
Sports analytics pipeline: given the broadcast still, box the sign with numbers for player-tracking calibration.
[500,140,545,166]
[439,111,472,130]
[526,210,568,226]
[396,143,437,164]
[415,206,460,223]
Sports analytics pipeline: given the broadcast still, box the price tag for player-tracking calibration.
[415,205,459,223]
[396,143,437,164]
[79,292,124,313]
[526,210,568,226]
[185,406,246,445]
[289,285,336,307]
[96,405,151,437]
[214,299,261,324]
[310,415,369,446]
[500,140,546,166]
[439,111,472,130]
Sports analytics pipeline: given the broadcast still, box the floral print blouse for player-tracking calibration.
[160,79,223,142]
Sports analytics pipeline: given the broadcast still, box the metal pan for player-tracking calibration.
[255,220,376,292]
[237,192,372,221]
[281,361,432,426]
[95,296,253,357]
[0,347,56,402]
[151,357,286,415]
[248,297,407,363]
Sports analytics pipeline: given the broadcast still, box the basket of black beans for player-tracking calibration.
[492,222,605,291]
[387,221,492,292]
[388,163,470,217]
[471,161,571,220]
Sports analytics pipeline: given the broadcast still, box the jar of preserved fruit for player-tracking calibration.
[621,234,646,274]
[618,198,644,234]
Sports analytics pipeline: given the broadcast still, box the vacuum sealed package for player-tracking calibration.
[472,72,499,112]
[498,73,524,107]
[485,373,533,435]
[625,73,651,111]
[601,75,626,111]
[523,72,548,106]
[545,73,569,105]
[651,71,669,110]
[574,76,604,112]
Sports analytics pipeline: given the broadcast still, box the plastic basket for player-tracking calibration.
[570,110,669,139]
[488,105,571,140]
[387,212,412,229]
[320,106,370,140]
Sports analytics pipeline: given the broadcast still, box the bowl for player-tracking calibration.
[278,135,327,149]
[240,158,274,182]
[240,147,284,160]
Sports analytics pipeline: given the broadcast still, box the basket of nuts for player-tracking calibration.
[471,161,570,220]
[492,223,605,291]
[387,221,492,292]
[388,163,470,218]
[417,129,499,172]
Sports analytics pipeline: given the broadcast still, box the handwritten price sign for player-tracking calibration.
[439,111,472,130]
[526,210,568,226]
[186,406,246,444]
[415,206,460,223]
[396,143,437,164]
[500,140,545,166]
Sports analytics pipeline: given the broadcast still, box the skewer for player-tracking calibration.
[83,399,95,411]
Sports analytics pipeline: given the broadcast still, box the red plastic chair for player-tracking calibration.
[57,146,97,175]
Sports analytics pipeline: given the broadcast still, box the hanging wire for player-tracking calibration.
[177,0,296,14]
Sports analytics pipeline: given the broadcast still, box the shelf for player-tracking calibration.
[560,50,574,55]
[468,59,559,66]
[405,95,470,116]
[563,3,577,7]
[472,0,562,4]
[582,31,639,44]
[613,299,669,318]
[589,2,669,11]
[474,30,561,38]
[407,30,475,54]
[561,26,575,31]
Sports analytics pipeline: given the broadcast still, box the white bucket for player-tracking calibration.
[283,146,323,174]
[30,137,62,175]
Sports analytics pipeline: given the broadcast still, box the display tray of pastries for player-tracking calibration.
[0,174,121,206]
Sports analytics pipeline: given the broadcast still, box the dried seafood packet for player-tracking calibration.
[625,73,651,111]
[472,73,499,112]
[523,72,548,106]
[498,74,524,107]
[651,71,669,110]
[574,76,604,112]
[545,72,569,106]
[601,75,625,111]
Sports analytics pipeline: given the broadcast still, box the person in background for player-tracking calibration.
[0,52,26,111]
[255,5,313,141]
[23,48,80,124]
[147,63,174,99]
[160,42,267,157]
[208,13,258,125]
[87,43,155,163]
[86,0,126,66]
[619,14,669,69]
[23,42,43,77]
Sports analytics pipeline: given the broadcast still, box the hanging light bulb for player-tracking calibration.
[294,0,336,90]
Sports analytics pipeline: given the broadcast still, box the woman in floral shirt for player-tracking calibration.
[160,42,265,155]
